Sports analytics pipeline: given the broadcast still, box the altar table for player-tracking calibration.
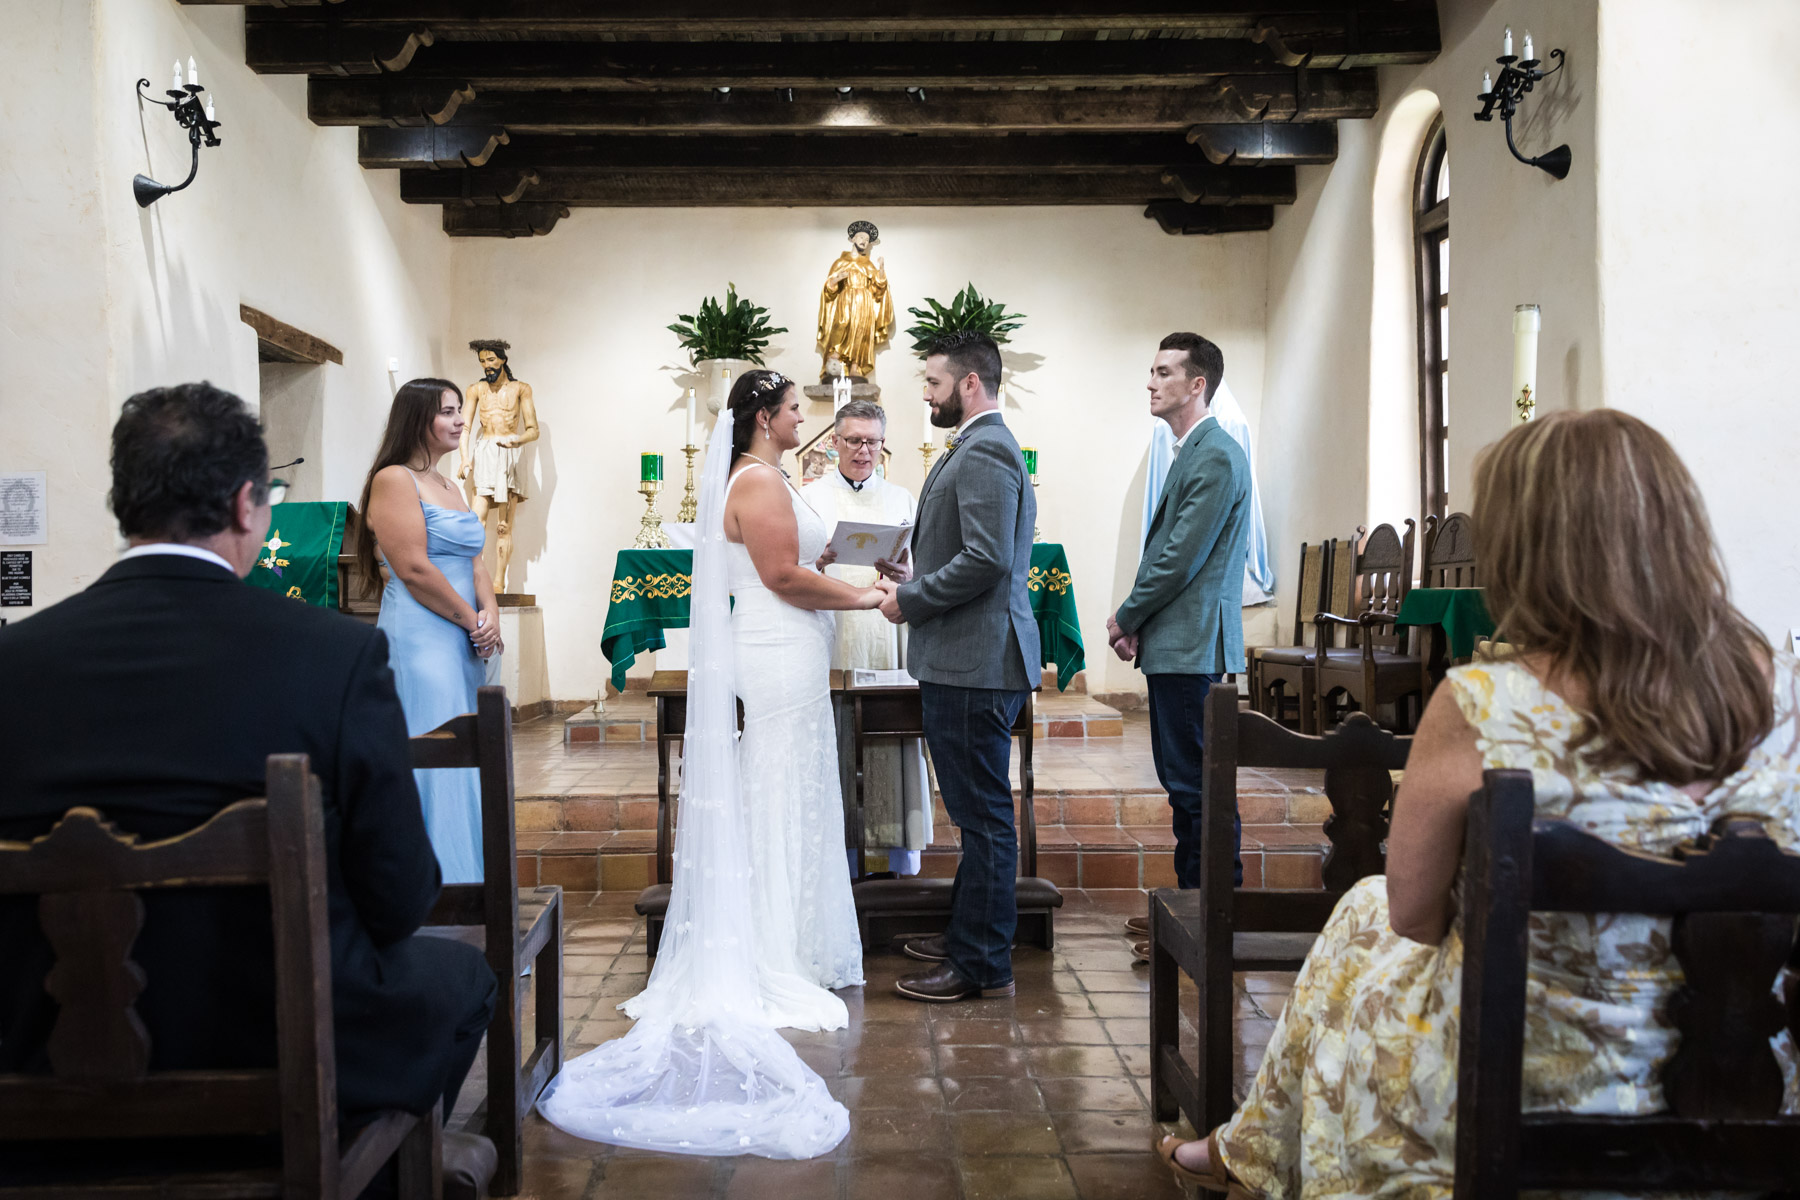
[1394,587,1494,659]
[602,543,1087,693]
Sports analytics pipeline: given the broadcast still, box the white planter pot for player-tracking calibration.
[695,357,757,414]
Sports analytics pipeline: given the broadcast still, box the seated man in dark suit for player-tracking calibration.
[0,383,496,1171]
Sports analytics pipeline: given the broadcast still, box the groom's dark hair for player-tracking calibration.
[923,331,1002,398]
[1159,332,1224,404]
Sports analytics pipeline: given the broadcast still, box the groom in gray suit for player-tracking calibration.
[1108,333,1250,943]
[877,331,1040,1003]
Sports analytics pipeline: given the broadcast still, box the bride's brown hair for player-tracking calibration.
[1473,409,1771,784]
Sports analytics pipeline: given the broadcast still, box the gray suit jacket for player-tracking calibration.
[1116,415,1251,676]
[897,412,1041,691]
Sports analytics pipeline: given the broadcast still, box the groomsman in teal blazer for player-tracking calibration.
[1108,333,1251,939]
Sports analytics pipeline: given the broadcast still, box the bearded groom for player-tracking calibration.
[879,331,1040,1003]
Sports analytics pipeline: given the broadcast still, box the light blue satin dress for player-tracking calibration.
[377,474,487,883]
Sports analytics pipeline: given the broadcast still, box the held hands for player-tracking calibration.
[876,578,905,625]
[471,608,503,658]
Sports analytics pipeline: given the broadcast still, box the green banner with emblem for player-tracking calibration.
[246,501,347,609]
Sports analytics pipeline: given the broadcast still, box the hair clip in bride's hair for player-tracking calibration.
[757,371,787,393]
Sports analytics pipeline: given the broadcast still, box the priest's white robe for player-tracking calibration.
[803,470,932,876]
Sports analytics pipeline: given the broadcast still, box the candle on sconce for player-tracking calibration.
[187,56,197,86]
[1511,304,1541,424]
[640,452,664,483]
[1502,26,1513,57]
[172,61,183,92]
[1522,32,1534,61]
[204,94,215,122]
[1481,70,1493,95]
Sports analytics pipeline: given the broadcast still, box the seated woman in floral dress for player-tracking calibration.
[1161,409,1800,1198]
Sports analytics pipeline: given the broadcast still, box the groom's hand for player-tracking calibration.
[1105,612,1123,642]
[874,548,912,583]
[878,580,905,625]
[1110,633,1138,662]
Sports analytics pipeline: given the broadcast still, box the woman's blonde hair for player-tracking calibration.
[1473,409,1771,784]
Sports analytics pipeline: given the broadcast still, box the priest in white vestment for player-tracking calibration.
[805,399,932,876]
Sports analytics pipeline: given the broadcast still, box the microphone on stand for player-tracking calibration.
[270,457,305,472]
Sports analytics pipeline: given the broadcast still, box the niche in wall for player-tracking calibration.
[241,305,340,504]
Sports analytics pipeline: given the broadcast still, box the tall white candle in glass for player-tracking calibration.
[1512,304,1541,423]
[685,386,697,445]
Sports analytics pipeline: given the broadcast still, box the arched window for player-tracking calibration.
[1413,118,1449,520]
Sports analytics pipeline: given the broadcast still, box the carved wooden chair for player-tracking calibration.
[1148,684,1411,1134]
[1254,536,1355,733]
[413,685,562,1198]
[1456,769,1800,1197]
[1415,511,1478,705]
[1248,541,1327,728]
[0,756,441,1199]
[1314,519,1422,733]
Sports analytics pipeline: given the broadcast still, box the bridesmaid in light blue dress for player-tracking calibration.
[356,378,504,884]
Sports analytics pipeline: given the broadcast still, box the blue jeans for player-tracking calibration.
[1146,673,1241,889]
[919,682,1026,989]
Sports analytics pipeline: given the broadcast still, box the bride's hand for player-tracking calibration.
[864,578,898,610]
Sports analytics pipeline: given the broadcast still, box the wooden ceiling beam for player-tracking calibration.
[1186,121,1337,164]
[1142,200,1274,234]
[398,166,1294,207]
[310,74,1378,130]
[358,126,513,169]
[250,32,1433,82]
[226,2,1440,39]
[363,131,1244,172]
[441,202,571,237]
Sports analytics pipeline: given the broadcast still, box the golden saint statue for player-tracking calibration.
[816,219,894,381]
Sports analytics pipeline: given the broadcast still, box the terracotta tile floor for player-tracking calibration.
[470,888,1294,1200]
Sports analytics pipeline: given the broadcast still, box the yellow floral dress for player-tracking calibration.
[1216,656,1800,1199]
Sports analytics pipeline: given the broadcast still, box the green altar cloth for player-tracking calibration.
[1395,587,1494,659]
[602,542,1087,693]
[246,502,347,609]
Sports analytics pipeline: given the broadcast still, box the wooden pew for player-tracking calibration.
[1148,684,1410,1133]
[1456,769,1800,1197]
[0,756,440,1199]
[413,685,563,1198]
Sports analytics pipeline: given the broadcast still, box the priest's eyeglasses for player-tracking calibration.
[838,436,885,449]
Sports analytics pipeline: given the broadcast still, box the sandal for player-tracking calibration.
[1157,1131,1234,1193]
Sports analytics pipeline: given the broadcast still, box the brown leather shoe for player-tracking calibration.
[443,1130,498,1200]
[1125,915,1150,936]
[902,933,949,962]
[1132,939,1151,964]
[895,962,1014,1003]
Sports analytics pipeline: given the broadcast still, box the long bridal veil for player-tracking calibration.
[535,416,849,1159]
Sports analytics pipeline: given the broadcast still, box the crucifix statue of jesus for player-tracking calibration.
[458,338,539,594]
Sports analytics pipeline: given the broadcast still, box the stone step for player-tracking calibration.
[514,821,1327,894]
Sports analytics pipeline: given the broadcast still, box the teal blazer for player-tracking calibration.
[1116,415,1251,676]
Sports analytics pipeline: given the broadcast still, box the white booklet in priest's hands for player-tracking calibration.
[825,519,912,568]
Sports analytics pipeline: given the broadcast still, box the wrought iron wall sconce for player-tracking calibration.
[133,64,223,207]
[1474,28,1570,180]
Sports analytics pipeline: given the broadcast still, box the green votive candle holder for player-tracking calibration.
[1022,447,1039,477]
[640,452,663,483]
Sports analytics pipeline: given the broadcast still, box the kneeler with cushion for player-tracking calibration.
[0,757,446,1199]
[412,686,563,1199]
[1148,684,1410,1135]
[636,673,1061,960]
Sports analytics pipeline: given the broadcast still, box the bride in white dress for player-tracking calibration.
[537,370,884,1158]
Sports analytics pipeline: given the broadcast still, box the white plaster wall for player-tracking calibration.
[1596,0,1800,640]
[1257,0,1601,638]
[448,207,1268,699]
[1,1,454,616]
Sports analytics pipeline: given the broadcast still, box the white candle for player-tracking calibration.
[172,62,183,92]
[204,94,215,122]
[1482,71,1493,95]
[1512,304,1541,424]
[1523,32,1534,61]
[1502,26,1513,56]
[685,387,696,446]
[187,56,197,86]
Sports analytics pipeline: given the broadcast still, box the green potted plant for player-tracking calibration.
[669,283,788,413]
[903,283,1026,354]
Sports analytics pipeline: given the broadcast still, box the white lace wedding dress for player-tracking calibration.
[535,417,861,1159]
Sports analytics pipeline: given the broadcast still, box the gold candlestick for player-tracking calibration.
[632,480,672,549]
[920,439,937,476]
[677,444,699,522]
